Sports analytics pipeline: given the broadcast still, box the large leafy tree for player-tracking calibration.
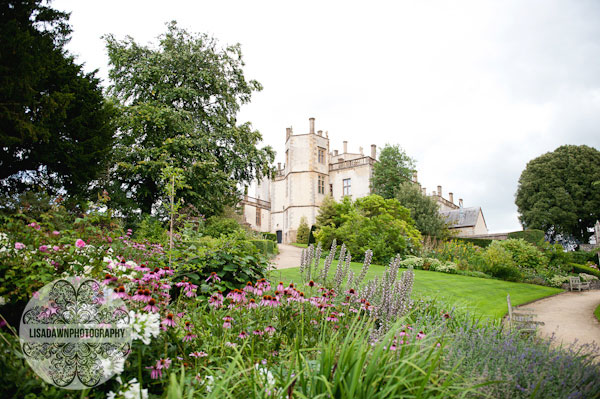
[315,194,422,263]
[515,145,600,243]
[105,22,274,217]
[0,0,115,200]
[395,182,449,239]
[370,144,416,199]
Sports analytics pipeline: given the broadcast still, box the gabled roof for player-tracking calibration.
[439,207,487,229]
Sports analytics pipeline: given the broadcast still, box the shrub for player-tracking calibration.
[202,216,243,238]
[566,250,599,265]
[250,239,276,255]
[507,229,546,244]
[432,240,485,271]
[569,263,600,279]
[493,239,548,273]
[548,274,569,288]
[579,273,598,282]
[174,232,269,292]
[296,216,309,244]
[262,232,277,242]
[453,237,493,248]
[482,244,522,281]
[314,195,422,264]
[134,214,167,244]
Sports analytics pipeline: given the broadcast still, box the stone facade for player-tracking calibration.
[242,117,487,243]
[243,117,378,243]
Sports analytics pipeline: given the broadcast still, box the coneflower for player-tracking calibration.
[143,298,159,313]
[161,313,176,327]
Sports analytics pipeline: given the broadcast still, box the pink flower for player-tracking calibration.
[205,272,221,283]
[38,245,48,253]
[14,242,25,250]
[162,313,177,328]
[52,230,60,235]
[75,239,86,248]
[264,325,276,334]
[182,333,197,342]
[52,245,60,251]
[253,329,264,336]
[190,351,208,358]
[146,365,162,379]
[238,331,248,339]
[143,299,159,313]
[156,358,172,370]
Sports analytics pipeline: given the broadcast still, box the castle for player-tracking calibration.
[242,117,488,243]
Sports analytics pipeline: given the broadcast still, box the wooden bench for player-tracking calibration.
[506,294,544,334]
[569,276,591,292]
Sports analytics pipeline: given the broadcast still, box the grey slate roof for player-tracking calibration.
[439,207,485,229]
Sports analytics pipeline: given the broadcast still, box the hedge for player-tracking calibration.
[507,229,545,245]
[453,237,494,248]
[569,263,600,279]
[261,232,277,242]
[251,239,277,255]
[566,250,599,265]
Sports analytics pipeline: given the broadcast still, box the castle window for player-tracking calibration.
[318,175,325,194]
[343,178,351,196]
[256,209,261,226]
[318,148,325,164]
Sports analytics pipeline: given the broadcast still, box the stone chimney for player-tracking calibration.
[459,198,464,208]
[317,129,322,136]
[371,144,377,159]
[333,149,338,156]
[286,127,291,140]
[309,117,315,134]
[359,146,363,155]
[413,171,418,183]
[437,185,442,198]
[449,192,454,203]
[422,187,426,195]
[343,141,348,153]
[277,162,281,170]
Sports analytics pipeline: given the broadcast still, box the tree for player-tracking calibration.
[315,194,422,263]
[105,22,274,217]
[370,144,416,199]
[515,145,600,243]
[296,216,309,244]
[395,182,449,238]
[0,0,114,200]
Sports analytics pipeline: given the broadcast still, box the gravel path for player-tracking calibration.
[271,244,304,269]
[519,290,600,350]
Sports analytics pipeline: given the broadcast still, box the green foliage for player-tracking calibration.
[395,182,450,239]
[595,303,600,323]
[296,216,309,244]
[261,232,277,242]
[453,237,493,248]
[174,233,269,292]
[507,229,546,245]
[515,145,600,243]
[104,22,275,216]
[493,239,549,273]
[250,239,276,255]
[370,144,416,199]
[133,214,167,244]
[308,225,317,244]
[569,263,600,279]
[315,195,421,264]
[481,244,522,281]
[0,0,115,200]
[202,216,244,238]
[565,250,599,265]
[399,256,458,274]
[431,240,485,271]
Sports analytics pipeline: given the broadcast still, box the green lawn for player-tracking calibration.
[595,303,600,323]
[290,243,308,248]
[268,260,562,320]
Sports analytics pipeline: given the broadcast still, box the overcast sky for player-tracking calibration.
[53,0,600,233]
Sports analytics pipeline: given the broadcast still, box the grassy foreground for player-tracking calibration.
[269,260,562,320]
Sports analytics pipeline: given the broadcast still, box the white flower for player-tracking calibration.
[0,296,6,306]
[203,375,215,393]
[129,311,160,345]
[106,391,116,399]
[110,378,148,399]
[101,356,125,379]
[254,364,275,388]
